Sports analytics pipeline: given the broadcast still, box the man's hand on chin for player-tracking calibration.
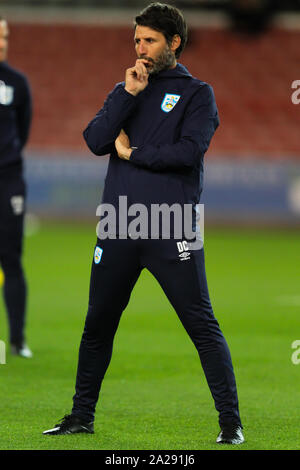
[115,129,133,161]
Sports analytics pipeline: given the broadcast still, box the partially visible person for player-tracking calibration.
[0,16,33,358]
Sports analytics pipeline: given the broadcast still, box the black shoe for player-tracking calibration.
[43,414,94,435]
[216,424,244,444]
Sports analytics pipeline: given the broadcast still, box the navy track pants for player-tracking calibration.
[0,174,27,345]
[72,237,242,427]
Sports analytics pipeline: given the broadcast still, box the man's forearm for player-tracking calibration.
[129,139,200,171]
[83,85,137,156]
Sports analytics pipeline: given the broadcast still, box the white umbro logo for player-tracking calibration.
[177,241,191,261]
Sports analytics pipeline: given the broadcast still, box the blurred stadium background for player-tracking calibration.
[1,0,300,225]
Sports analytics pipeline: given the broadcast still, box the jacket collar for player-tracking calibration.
[149,63,192,81]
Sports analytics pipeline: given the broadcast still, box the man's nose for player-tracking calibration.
[137,41,148,56]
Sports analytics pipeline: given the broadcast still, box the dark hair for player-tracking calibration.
[134,2,187,59]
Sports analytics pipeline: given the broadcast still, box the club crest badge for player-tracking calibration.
[94,246,103,264]
[161,93,181,113]
[0,81,14,106]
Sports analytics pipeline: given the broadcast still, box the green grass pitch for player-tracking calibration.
[0,221,299,450]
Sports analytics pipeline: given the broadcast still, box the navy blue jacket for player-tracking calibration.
[0,61,32,176]
[83,63,219,235]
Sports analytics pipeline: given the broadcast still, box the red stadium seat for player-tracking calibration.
[8,24,300,160]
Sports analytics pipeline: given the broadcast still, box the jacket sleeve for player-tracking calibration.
[16,76,32,150]
[83,84,138,156]
[130,84,219,171]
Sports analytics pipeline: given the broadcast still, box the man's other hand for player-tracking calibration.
[115,129,132,161]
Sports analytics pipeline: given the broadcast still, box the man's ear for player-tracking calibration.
[171,34,181,54]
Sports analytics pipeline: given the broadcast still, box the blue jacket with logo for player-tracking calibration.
[83,63,219,236]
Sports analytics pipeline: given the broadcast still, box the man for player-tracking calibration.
[44,3,244,444]
[0,17,32,358]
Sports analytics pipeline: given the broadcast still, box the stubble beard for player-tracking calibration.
[142,45,176,76]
